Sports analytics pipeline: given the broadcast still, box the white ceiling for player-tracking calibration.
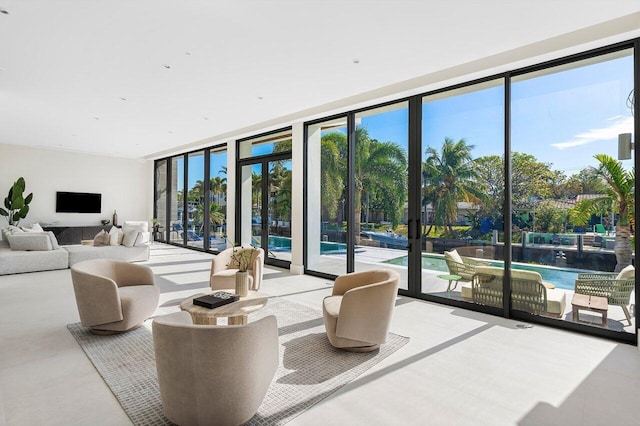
[1,1,639,160]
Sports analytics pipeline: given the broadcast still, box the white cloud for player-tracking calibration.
[551,116,634,150]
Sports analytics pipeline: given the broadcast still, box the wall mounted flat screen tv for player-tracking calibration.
[56,192,102,213]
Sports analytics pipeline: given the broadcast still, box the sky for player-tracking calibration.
[179,51,634,189]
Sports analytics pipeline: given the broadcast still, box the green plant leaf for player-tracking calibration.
[11,211,21,222]
[18,205,29,218]
[24,193,33,204]
[15,177,25,192]
[3,197,9,210]
[0,208,8,216]
[11,195,24,210]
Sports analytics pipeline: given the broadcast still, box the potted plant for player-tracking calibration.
[0,177,33,226]
[229,245,257,297]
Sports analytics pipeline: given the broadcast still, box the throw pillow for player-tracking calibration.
[21,223,44,232]
[47,231,60,250]
[109,226,124,246]
[133,231,145,246]
[616,264,635,280]
[93,230,110,247]
[122,230,138,247]
[7,233,53,251]
[7,225,23,234]
[445,249,464,265]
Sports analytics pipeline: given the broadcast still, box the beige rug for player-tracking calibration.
[68,297,409,425]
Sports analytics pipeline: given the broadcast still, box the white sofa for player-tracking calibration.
[0,235,69,275]
[0,222,151,275]
[65,244,149,266]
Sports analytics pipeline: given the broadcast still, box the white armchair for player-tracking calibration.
[210,246,265,291]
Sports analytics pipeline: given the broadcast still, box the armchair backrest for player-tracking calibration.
[71,258,155,287]
[152,312,278,426]
[334,269,399,345]
[472,266,546,314]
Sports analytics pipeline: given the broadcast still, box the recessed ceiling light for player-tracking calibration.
[353,59,360,64]
[257,96,264,100]
[168,131,174,134]
[0,9,9,15]
[204,117,209,120]
[72,134,77,137]
[93,117,99,120]
[120,97,127,101]
[185,52,191,56]
[162,64,171,69]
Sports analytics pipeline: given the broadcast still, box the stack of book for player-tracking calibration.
[193,291,240,309]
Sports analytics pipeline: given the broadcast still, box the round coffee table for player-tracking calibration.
[179,290,268,325]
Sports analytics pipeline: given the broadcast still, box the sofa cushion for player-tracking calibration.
[109,227,124,246]
[122,230,138,247]
[123,221,148,233]
[93,230,110,247]
[65,244,150,266]
[0,245,68,275]
[6,233,53,251]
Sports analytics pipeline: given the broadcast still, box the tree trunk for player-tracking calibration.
[614,225,632,272]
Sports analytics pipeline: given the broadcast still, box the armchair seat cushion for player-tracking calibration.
[323,295,342,317]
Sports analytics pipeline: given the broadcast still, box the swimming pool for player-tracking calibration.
[384,254,594,290]
[268,236,353,255]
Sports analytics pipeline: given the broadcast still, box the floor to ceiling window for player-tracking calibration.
[511,48,635,335]
[186,151,205,248]
[420,80,505,303]
[354,103,409,290]
[154,38,637,343]
[306,117,348,276]
[209,145,228,252]
[237,129,292,268]
[169,155,185,244]
[154,159,167,242]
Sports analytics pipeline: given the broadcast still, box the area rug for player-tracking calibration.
[68,297,409,425]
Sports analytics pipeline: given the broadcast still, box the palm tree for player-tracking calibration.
[210,176,226,206]
[422,138,483,238]
[570,154,635,271]
[354,127,407,236]
[320,132,347,222]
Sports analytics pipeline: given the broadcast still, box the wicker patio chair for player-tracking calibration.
[444,249,491,282]
[574,265,635,325]
[471,266,550,316]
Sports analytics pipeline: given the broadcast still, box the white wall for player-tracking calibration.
[0,143,151,228]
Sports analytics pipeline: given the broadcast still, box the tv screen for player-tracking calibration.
[56,192,102,213]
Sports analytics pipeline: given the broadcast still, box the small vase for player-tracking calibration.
[235,271,249,297]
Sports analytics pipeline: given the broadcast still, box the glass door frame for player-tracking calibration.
[236,151,292,269]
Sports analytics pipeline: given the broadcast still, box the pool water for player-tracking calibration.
[268,236,351,255]
[385,254,593,290]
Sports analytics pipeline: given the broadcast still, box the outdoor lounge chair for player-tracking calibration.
[574,265,634,325]
[469,266,566,317]
[444,249,491,282]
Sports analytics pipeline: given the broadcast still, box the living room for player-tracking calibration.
[2,2,640,425]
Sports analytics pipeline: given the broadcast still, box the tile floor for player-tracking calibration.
[0,243,639,425]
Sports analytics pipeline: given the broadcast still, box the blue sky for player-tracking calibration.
[180,52,634,188]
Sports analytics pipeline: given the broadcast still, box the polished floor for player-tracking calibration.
[0,243,639,425]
